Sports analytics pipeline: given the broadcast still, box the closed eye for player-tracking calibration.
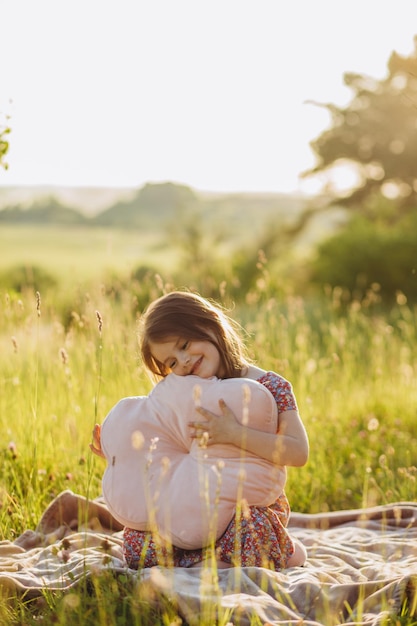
[166,339,189,371]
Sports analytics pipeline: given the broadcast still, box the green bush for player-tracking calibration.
[0,264,57,294]
[310,214,417,304]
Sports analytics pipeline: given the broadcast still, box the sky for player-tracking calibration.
[1,0,416,195]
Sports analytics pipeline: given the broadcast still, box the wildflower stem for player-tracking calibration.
[31,291,41,489]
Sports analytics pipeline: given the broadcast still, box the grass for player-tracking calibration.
[0,256,416,623]
[0,224,178,285]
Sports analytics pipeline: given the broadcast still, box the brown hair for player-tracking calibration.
[139,291,249,379]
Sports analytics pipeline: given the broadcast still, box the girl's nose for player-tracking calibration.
[180,354,191,368]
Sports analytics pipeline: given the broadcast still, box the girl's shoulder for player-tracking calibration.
[244,364,267,379]
[246,368,298,413]
[245,365,289,385]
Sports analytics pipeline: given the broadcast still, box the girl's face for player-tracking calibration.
[149,337,224,379]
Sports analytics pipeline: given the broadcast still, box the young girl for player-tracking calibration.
[92,290,309,570]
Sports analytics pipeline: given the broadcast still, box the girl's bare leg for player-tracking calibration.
[286,539,307,567]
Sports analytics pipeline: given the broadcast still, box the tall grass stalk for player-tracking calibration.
[31,291,41,480]
[84,310,104,510]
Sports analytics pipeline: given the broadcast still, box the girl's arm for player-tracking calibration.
[190,401,309,467]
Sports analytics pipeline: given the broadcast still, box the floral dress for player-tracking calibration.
[123,371,298,570]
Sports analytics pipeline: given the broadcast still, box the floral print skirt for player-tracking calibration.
[123,492,295,571]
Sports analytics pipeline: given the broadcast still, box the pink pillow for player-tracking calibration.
[100,373,286,550]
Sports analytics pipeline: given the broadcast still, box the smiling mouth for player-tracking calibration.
[191,357,202,374]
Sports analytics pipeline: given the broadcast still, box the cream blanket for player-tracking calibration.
[1,491,416,625]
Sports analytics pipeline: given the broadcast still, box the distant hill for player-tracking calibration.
[94,182,200,227]
[0,196,88,225]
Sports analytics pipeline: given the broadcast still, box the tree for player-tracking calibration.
[0,113,10,169]
[302,36,417,221]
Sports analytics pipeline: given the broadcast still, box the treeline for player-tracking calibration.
[0,182,307,230]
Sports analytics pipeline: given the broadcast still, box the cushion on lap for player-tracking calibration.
[100,373,286,549]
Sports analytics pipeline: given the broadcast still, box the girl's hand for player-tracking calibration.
[90,423,105,458]
[189,399,242,446]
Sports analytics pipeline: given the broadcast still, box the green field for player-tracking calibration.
[0,225,178,284]
[0,225,416,624]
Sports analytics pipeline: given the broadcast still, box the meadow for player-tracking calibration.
[0,224,416,624]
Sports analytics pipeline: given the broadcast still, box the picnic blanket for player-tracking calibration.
[1,490,416,625]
